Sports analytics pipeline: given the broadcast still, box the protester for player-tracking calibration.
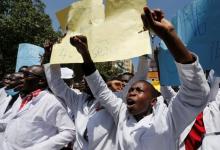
[0,72,24,146]
[118,72,134,87]
[61,67,75,88]
[0,72,23,117]
[0,65,75,150]
[0,73,11,89]
[43,41,149,149]
[61,67,77,150]
[107,77,123,92]
[70,6,210,150]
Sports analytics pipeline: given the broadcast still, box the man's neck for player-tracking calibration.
[134,108,153,122]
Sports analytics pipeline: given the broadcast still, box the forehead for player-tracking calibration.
[131,81,148,89]
[4,74,11,79]
[110,79,121,83]
[26,66,42,74]
[10,73,24,80]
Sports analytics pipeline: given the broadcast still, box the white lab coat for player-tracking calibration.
[0,88,12,118]
[85,57,210,150]
[0,87,7,99]
[44,56,149,150]
[0,95,22,132]
[177,74,220,150]
[0,93,21,146]
[0,87,8,147]
[0,90,75,150]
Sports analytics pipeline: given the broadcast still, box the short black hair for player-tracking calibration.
[18,66,28,73]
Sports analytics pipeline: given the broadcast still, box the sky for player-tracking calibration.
[44,0,192,70]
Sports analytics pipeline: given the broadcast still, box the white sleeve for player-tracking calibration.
[24,102,75,150]
[208,77,220,109]
[120,56,149,100]
[86,70,123,123]
[166,56,210,138]
[207,70,220,102]
[44,63,82,112]
[160,86,177,104]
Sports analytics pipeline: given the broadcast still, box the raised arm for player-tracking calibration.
[70,36,123,123]
[42,44,82,113]
[141,7,194,64]
[141,6,210,138]
[160,86,177,104]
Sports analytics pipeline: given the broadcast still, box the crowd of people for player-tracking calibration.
[0,6,219,150]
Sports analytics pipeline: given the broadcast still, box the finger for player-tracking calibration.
[70,37,85,49]
[153,9,164,21]
[70,36,78,46]
[76,35,87,44]
[141,14,149,30]
[74,37,85,46]
[152,12,157,21]
[143,6,155,27]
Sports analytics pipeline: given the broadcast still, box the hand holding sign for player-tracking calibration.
[141,7,174,39]
[70,35,88,55]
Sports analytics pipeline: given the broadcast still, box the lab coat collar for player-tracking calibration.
[127,111,154,129]
[14,90,48,117]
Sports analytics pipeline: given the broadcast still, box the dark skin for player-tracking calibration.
[2,74,11,87]
[141,7,194,64]
[70,6,195,121]
[5,72,24,92]
[3,73,24,113]
[127,81,157,121]
[22,65,47,95]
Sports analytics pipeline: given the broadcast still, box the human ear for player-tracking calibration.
[150,98,157,107]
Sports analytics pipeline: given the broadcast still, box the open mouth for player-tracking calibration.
[127,98,136,106]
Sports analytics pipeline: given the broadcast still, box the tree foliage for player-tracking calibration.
[95,62,124,80]
[0,0,61,76]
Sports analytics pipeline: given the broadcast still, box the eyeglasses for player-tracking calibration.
[23,71,43,79]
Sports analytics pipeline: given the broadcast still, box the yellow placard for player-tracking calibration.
[51,0,151,64]
[56,0,104,32]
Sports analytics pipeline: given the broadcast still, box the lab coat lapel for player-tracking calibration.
[15,91,46,117]
[0,96,11,115]
[15,100,32,117]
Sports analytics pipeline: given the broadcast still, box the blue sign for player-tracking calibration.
[158,0,220,85]
[16,43,45,72]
